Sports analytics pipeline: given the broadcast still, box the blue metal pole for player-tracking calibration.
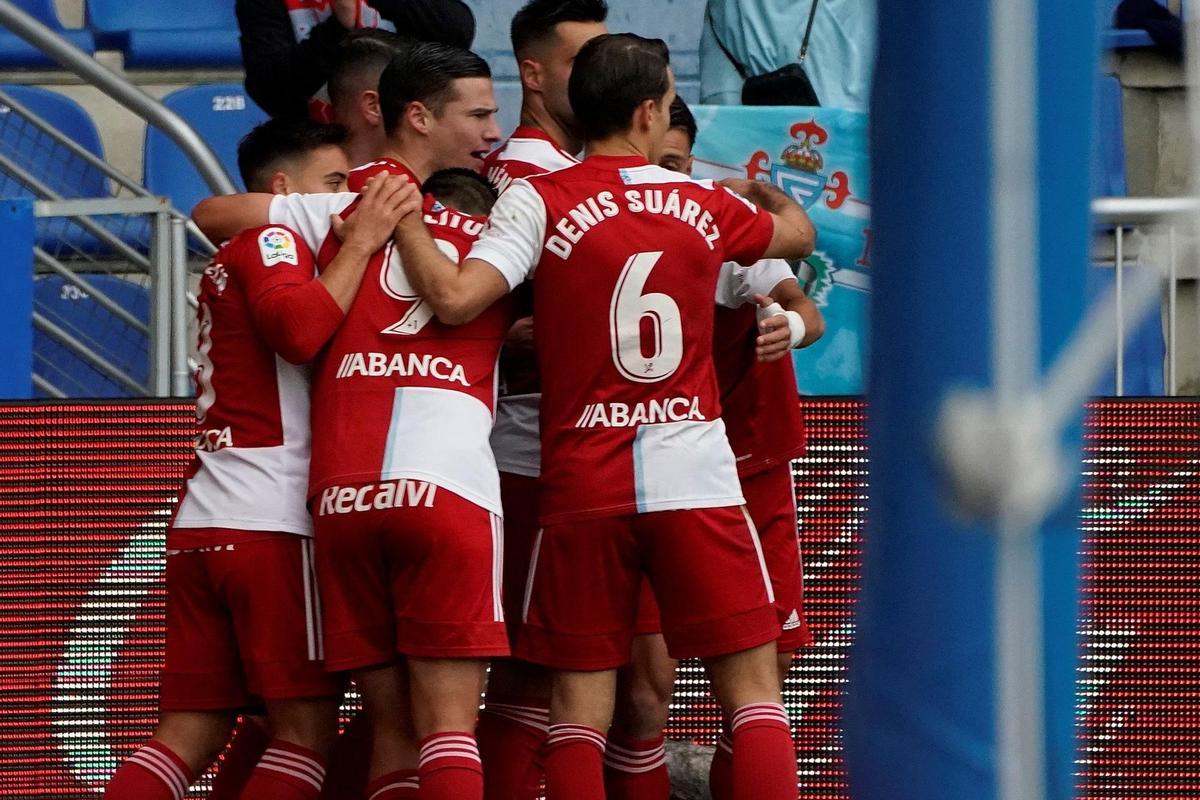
[0,199,34,399]
[849,0,1096,797]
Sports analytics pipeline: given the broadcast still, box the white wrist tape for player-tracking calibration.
[783,310,806,348]
[757,302,806,348]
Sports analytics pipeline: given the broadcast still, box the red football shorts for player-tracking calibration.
[515,505,780,670]
[313,480,511,671]
[499,471,540,644]
[632,464,812,652]
[160,530,339,711]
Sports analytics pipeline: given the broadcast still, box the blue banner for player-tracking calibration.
[691,106,871,395]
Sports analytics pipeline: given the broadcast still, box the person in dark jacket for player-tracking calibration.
[237,0,475,119]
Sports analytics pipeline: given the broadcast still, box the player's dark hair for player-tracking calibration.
[510,0,608,60]
[568,33,670,143]
[379,41,492,134]
[422,168,498,216]
[329,29,409,110]
[237,118,348,192]
[668,95,697,149]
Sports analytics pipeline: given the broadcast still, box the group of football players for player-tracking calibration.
[103,2,824,799]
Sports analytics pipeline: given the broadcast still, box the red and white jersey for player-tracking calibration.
[713,260,808,477]
[269,160,513,514]
[173,225,317,537]
[470,154,776,524]
[482,126,578,478]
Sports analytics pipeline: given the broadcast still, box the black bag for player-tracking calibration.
[709,0,822,107]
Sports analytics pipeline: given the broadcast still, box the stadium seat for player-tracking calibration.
[1086,263,1164,396]
[0,0,95,68]
[86,0,240,68]
[144,84,267,216]
[1095,76,1127,198]
[0,85,106,200]
[33,274,150,398]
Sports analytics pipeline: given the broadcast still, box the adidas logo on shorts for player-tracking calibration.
[782,609,802,631]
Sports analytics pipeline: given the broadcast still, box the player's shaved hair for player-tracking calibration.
[328,29,409,110]
[237,118,348,192]
[569,33,671,143]
[379,41,492,134]
[668,96,697,149]
[510,0,609,60]
[422,168,498,216]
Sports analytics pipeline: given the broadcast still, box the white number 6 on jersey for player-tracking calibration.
[379,238,460,335]
[610,251,683,383]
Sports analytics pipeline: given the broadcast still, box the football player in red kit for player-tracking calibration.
[476,3,608,798]
[195,42,508,800]
[606,96,825,800]
[105,120,415,800]
[393,34,816,800]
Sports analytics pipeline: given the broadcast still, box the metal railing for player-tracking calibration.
[0,0,235,196]
[32,198,193,398]
[1091,195,1199,396]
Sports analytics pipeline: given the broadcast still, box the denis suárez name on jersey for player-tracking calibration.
[334,351,470,386]
[575,396,705,428]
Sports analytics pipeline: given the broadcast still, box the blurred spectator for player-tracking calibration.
[237,0,475,119]
[700,0,874,110]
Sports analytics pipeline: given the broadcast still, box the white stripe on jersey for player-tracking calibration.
[494,137,578,174]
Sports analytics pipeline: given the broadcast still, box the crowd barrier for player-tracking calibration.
[0,398,1193,797]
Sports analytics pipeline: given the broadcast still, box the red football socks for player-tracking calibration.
[707,734,734,800]
[543,724,606,800]
[240,740,327,800]
[103,740,194,800]
[477,699,548,800]
[603,730,669,800]
[418,732,484,800]
[208,717,271,800]
[729,704,798,800]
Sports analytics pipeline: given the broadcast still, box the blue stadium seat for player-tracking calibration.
[86,0,240,67]
[0,85,106,201]
[33,274,150,398]
[0,0,95,67]
[144,85,267,215]
[1086,264,1164,396]
[1095,76,1127,198]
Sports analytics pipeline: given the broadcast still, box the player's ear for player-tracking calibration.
[406,100,432,135]
[685,154,695,175]
[361,89,382,128]
[518,57,543,93]
[634,98,656,134]
[270,171,290,195]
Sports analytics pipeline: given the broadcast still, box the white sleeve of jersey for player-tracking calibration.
[467,179,548,290]
[713,258,797,308]
[268,192,357,251]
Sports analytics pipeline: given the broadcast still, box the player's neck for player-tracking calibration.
[519,100,579,155]
[347,128,387,171]
[585,134,652,163]
[378,144,428,184]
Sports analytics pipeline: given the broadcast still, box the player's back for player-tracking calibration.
[309,196,513,514]
[175,226,313,537]
[496,155,774,523]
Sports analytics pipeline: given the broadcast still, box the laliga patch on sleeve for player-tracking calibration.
[258,227,300,267]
